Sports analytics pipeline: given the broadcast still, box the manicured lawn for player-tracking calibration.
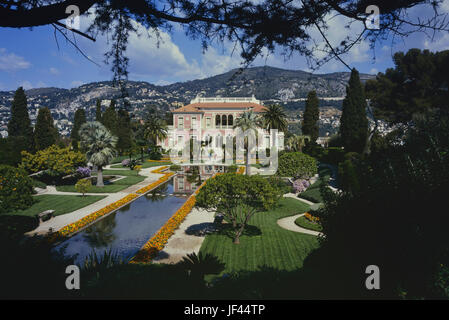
[295,215,323,232]
[111,154,151,164]
[199,197,319,277]
[7,195,106,217]
[110,161,172,169]
[55,170,146,193]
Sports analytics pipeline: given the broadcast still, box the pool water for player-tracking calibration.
[54,179,192,265]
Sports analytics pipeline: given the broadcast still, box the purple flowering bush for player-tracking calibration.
[292,179,311,193]
[292,179,305,193]
[121,159,130,167]
[76,167,91,178]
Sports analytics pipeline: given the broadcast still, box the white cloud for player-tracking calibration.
[71,80,84,87]
[441,0,449,13]
[423,32,449,51]
[49,67,60,75]
[0,48,31,71]
[19,80,33,90]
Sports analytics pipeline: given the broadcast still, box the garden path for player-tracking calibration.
[152,207,215,265]
[25,165,169,236]
[276,195,321,236]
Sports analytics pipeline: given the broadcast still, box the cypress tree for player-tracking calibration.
[102,99,118,135]
[302,90,320,142]
[116,109,133,155]
[34,107,58,151]
[95,99,102,122]
[71,108,87,151]
[339,69,368,153]
[7,87,33,150]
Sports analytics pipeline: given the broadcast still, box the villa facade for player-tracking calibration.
[158,96,284,160]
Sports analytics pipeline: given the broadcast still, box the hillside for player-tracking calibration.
[0,66,375,135]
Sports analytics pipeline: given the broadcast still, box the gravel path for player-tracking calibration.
[275,194,321,236]
[152,207,215,264]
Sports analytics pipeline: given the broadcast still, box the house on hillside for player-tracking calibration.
[158,96,284,163]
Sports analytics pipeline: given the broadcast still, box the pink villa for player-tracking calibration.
[158,96,284,161]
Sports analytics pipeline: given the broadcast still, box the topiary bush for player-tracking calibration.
[0,165,34,214]
[277,152,317,179]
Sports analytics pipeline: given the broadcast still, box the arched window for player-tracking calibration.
[216,134,222,148]
[215,115,221,127]
[222,115,227,127]
[228,115,233,127]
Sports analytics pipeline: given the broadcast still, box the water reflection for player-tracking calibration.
[54,179,192,265]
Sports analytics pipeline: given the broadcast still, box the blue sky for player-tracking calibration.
[0,1,448,91]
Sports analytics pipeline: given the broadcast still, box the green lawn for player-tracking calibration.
[295,215,323,232]
[199,197,319,277]
[110,161,171,169]
[7,194,106,217]
[55,170,146,193]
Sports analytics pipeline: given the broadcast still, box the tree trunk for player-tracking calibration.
[245,148,251,175]
[97,166,104,187]
[141,147,144,162]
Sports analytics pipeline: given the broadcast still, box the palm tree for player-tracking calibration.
[262,104,288,132]
[79,121,117,187]
[286,134,310,152]
[233,111,262,175]
[143,117,167,147]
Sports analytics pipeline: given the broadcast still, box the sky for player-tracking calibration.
[0,1,448,91]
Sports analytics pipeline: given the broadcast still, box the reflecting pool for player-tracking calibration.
[54,179,192,265]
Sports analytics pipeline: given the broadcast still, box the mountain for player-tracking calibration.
[0,66,375,129]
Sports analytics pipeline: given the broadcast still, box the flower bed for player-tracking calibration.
[49,193,139,242]
[48,166,176,243]
[147,158,171,162]
[129,195,197,263]
[135,171,174,194]
[151,166,169,174]
[129,168,245,263]
[304,212,320,223]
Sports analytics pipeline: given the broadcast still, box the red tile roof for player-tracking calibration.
[172,102,267,113]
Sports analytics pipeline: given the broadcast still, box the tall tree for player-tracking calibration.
[102,99,118,135]
[34,107,58,151]
[302,90,320,143]
[95,99,103,123]
[365,49,449,124]
[195,173,280,244]
[71,108,87,151]
[339,69,368,153]
[143,117,167,147]
[116,109,133,155]
[233,111,261,176]
[262,104,288,132]
[286,134,310,153]
[7,87,33,150]
[79,121,117,187]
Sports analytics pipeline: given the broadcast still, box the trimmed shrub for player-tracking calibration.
[20,145,86,178]
[0,165,34,213]
[169,164,181,172]
[277,152,317,178]
[225,165,238,173]
[75,179,92,197]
